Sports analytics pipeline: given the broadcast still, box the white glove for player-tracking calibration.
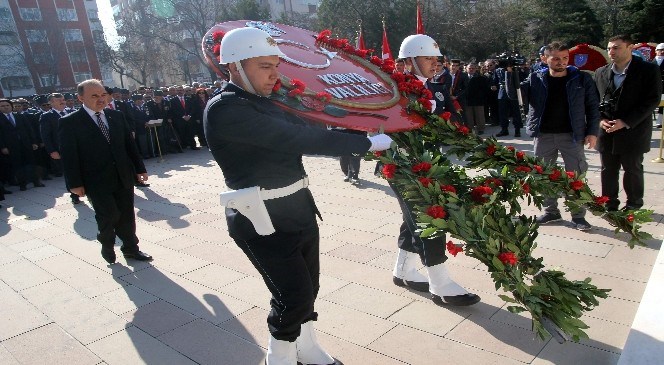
[367,134,393,151]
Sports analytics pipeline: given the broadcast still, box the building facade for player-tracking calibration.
[0,0,112,98]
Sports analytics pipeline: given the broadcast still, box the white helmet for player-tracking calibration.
[220,27,285,64]
[398,34,442,58]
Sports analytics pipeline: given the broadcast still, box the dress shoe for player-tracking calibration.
[514,131,521,137]
[431,293,481,306]
[101,247,116,264]
[71,196,81,205]
[495,131,509,137]
[191,146,200,150]
[393,276,429,292]
[33,182,45,187]
[123,251,153,261]
[135,182,150,188]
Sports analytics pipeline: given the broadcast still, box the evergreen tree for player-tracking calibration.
[622,0,664,41]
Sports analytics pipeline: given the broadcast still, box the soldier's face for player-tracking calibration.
[0,102,12,114]
[235,56,280,97]
[13,104,21,112]
[50,97,66,111]
[409,56,437,79]
[467,65,477,74]
[395,61,405,73]
[66,100,74,107]
[78,84,108,112]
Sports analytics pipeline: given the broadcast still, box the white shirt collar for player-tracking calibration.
[611,58,632,75]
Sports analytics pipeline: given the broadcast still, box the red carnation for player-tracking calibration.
[355,49,370,58]
[382,164,397,179]
[566,171,576,179]
[516,151,525,160]
[570,180,584,190]
[486,144,497,155]
[627,214,634,222]
[457,125,470,135]
[421,89,433,100]
[381,62,395,74]
[370,56,382,66]
[594,196,609,205]
[418,177,433,187]
[417,98,432,111]
[514,166,532,173]
[521,182,531,195]
[441,111,452,120]
[290,79,306,91]
[272,79,282,93]
[446,241,464,257]
[212,31,225,43]
[391,73,406,83]
[287,88,303,98]
[533,165,544,174]
[427,205,447,219]
[441,184,457,193]
[498,252,518,266]
[397,82,410,93]
[212,44,221,56]
[316,29,332,42]
[549,169,562,181]
[373,151,383,157]
[506,146,515,151]
[484,178,503,187]
[411,162,432,173]
[315,91,332,102]
[471,186,493,203]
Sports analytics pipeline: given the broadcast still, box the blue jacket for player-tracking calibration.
[507,66,600,142]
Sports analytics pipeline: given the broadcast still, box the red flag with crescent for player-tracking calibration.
[381,22,392,61]
[416,1,425,34]
[203,21,424,132]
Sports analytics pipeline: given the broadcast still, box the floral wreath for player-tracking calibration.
[209,28,654,342]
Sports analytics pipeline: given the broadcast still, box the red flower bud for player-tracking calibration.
[441,184,457,193]
[441,111,452,120]
[570,180,584,190]
[417,98,432,111]
[411,162,432,173]
[381,164,397,179]
[566,171,576,179]
[549,169,562,181]
[594,196,609,205]
[418,177,433,187]
[521,182,531,195]
[471,186,493,203]
[427,205,447,219]
[315,91,332,102]
[486,144,497,155]
[506,146,515,151]
[627,214,634,222]
[446,241,464,257]
[287,88,303,98]
[514,166,532,173]
[272,79,282,93]
[498,252,518,266]
[373,151,383,157]
[516,151,525,160]
[533,165,544,174]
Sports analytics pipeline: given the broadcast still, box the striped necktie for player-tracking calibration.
[94,112,111,143]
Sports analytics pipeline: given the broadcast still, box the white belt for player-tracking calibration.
[260,177,309,200]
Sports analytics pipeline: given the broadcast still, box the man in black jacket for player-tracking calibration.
[205,27,392,365]
[594,35,662,211]
[59,80,152,264]
[0,99,43,191]
[464,62,490,134]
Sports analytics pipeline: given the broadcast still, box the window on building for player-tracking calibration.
[19,8,42,21]
[87,9,99,21]
[25,30,48,43]
[308,4,317,13]
[92,30,105,43]
[0,7,11,21]
[74,72,92,83]
[0,32,19,45]
[1,76,33,90]
[33,51,54,64]
[69,50,88,63]
[64,29,83,42]
[57,8,78,22]
[40,74,59,87]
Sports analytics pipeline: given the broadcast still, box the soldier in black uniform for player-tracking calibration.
[144,90,174,155]
[204,27,392,365]
[391,34,480,307]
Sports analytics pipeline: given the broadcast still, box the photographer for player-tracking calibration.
[594,35,662,211]
[493,52,525,137]
[507,41,600,230]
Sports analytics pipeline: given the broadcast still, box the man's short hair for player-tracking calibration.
[608,34,633,45]
[450,59,461,64]
[48,93,64,101]
[77,79,104,96]
[0,98,13,107]
[544,41,569,56]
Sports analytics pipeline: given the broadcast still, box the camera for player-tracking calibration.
[598,98,616,119]
[496,51,527,68]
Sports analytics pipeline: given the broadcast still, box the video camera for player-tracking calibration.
[496,51,527,68]
[598,98,617,120]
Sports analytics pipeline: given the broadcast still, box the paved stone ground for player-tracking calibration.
[1,125,663,365]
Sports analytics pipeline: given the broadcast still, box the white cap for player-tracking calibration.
[656,43,664,50]
[220,27,285,64]
[398,34,443,59]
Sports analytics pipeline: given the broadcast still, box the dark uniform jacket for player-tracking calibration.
[145,99,170,120]
[58,108,146,194]
[204,83,371,241]
[465,72,490,106]
[40,109,66,153]
[594,56,662,154]
[0,112,37,164]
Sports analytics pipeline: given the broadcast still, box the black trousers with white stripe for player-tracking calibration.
[235,225,320,342]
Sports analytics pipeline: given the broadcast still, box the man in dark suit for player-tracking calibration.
[108,87,136,134]
[59,80,152,264]
[145,90,175,155]
[40,93,80,204]
[450,59,469,124]
[594,35,662,211]
[168,86,197,150]
[0,99,43,191]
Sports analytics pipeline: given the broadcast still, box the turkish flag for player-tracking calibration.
[381,23,392,60]
[416,1,425,34]
[356,26,366,51]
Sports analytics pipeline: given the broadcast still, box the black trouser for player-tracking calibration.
[86,181,140,254]
[600,151,645,210]
[391,183,447,267]
[134,132,151,158]
[173,119,196,148]
[340,155,361,179]
[235,225,320,342]
[498,98,523,132]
